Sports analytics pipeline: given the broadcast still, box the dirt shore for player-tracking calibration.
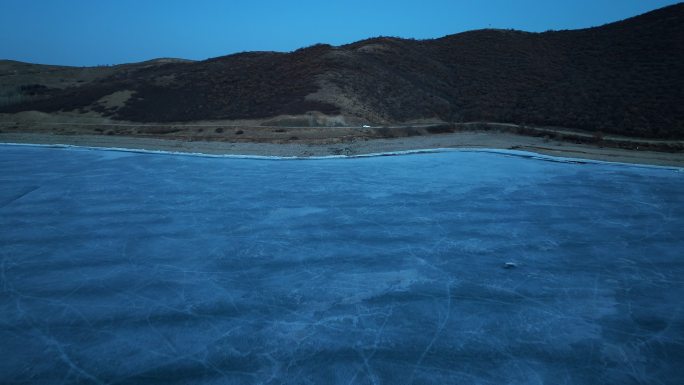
[1,131,683,167]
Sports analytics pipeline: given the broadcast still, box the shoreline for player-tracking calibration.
[1,131,683,167]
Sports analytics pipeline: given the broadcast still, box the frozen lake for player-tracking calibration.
[1,145,683,385]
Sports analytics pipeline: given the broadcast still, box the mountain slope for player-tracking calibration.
[1,3,682,138]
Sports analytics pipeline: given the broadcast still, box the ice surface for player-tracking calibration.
[1,145,683,384]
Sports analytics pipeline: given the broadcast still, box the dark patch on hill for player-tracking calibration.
[1,4,682,138]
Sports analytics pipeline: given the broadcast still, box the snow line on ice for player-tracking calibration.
[0,142,681,171]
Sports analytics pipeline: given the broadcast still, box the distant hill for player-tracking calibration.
[1,4,682,138]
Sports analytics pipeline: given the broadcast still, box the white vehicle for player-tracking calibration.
[362,124,371,128]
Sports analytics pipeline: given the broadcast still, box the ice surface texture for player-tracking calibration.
[1,145,683,385]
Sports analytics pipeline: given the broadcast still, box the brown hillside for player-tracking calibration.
[1,3,682,138]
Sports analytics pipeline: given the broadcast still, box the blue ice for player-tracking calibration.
[1,144,683,384]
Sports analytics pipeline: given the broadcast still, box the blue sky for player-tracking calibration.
[0,0,680,66]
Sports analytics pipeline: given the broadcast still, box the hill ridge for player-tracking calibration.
[1,3,682,138]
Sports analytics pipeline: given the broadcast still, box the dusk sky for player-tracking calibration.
[1,0,680,66]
